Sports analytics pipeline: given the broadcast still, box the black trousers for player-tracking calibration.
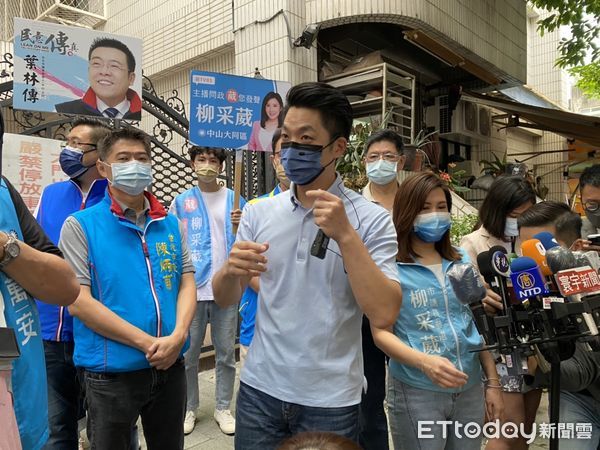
[84,359,186,450]
[359,316,390,450]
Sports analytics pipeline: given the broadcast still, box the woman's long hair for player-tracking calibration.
[260,92,284,128]
[393,172,460,263]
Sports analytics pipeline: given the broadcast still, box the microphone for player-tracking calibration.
[311,229,329,259]
[546,246,577,274]
[509,257,549,305]
[448,263,497,345]
[521,239,552,277]
[533,231,560,250]
[488,246,511,309]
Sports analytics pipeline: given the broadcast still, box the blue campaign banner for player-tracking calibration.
[189,71,291,151]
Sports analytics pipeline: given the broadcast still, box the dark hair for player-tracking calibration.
[517,201,571,229]
[188,146,227,164]
[271,128,282,151]
[277,432,361,450]
[89,37,136,72]
[555,211,583,246]
[393,172,460,263]
[284,82,353,140]
[97,128,150,160]
[365,129,404,155]
[260,92,284,128]
[71,117,111,145]
[580,164,600,191]
[479,176,536,239]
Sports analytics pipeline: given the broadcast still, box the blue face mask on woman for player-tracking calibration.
[280,138,338,186]
[413,212,452,243]
[59,146,94,179]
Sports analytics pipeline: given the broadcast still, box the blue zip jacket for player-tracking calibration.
[389,249,483,393]
[239,185,282,346]
[35,178,107,341]
[72,190,186,372]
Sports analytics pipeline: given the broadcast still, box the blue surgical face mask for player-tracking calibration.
[366,159,397,185]
[59,146,94,179]
[280,138,338,186]
[413,212,452,243]
[104,160,153,195]
[504,217,519,237]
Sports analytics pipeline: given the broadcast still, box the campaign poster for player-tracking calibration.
[3,133,66,213]
[189,71,291,151]
[13,18,143,120]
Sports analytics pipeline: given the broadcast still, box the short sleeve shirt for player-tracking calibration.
[239,175,399,407]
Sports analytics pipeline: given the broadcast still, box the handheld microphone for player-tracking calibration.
[488,245,511,309]
[311,230,329,259]
[546,246,577,274]
[533,231,560,250]
[521,239,552,277]
[509,257,549,304]
[448,263,497,345]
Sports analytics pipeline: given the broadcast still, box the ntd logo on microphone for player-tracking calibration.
[510,267,549,301]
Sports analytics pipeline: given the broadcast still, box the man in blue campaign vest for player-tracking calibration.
[58,128,197,449]
[34,117,111,449]
[0,174,80,450]
[238,129,288,368]
[170,146,244,436]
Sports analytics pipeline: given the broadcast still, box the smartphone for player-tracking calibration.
[588,234,600,245]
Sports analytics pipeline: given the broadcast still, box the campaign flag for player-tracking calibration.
[189,71,291,151]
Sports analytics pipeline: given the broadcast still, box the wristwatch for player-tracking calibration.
[0,232,20,269]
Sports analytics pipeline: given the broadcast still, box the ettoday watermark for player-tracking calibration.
[418,420,593,444]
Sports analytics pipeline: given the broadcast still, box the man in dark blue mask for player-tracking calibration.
[34,117,111,449]
[213,82,403,449]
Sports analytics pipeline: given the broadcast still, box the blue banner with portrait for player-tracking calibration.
[189,71,291,151]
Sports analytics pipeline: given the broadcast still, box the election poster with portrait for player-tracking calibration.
[2,133,66,213]
[189,71,291,152]
[13,18,143,120]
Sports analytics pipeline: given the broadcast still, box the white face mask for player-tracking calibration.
[504,217,519,237]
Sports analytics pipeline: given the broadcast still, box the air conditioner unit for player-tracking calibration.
[426,97,490,145]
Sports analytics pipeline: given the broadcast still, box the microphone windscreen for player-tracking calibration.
[477,251,494,281]
[447,263,487,305]
[510,256,538,273]
[545,247,577,274]
[533,231,559,250]
[521,239,551,276]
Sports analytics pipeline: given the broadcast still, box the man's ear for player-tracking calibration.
[128,72,135,87]
[398,155,407,171]
[96,159,109,179]
[332,137,347,158]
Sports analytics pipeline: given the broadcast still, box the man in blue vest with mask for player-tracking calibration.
[0,109,80,450]
[35,117,111,449]
[170,146,244,436]
[59,128,197,449]
[170,146,246,434]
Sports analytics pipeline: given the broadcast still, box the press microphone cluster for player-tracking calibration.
[448,232,600,366]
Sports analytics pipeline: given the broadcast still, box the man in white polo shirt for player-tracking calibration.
[213,82,403,449]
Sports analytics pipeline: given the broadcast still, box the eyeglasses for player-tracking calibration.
[365,153,401,163]
[584,201,599,212]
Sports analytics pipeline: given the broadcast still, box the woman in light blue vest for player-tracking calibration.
[372,172,504,450]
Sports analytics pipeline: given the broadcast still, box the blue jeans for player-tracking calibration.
[235,382,360,450]
[387,375,484,450]
[559,390,600,450]
[42,340,83,450]
[84,360,185,450]
[359,316,389,450]
[184,300,237,411]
